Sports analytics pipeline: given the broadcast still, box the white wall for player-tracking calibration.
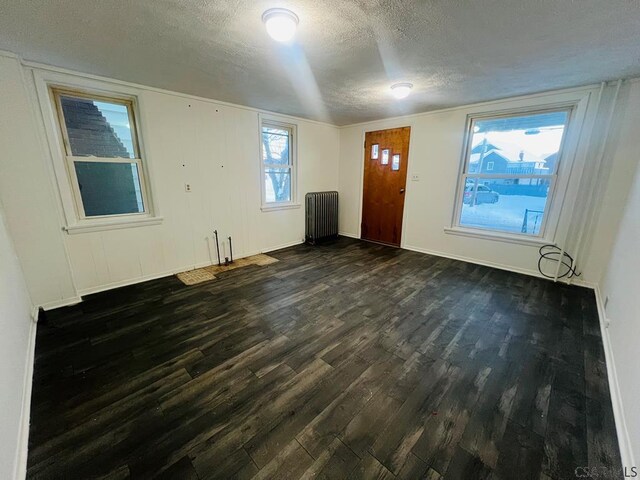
[0,55,77,308]
[580,81,640,281]
[61,88,339,296]
[600,142,640,465]
[338,81,640,284]
[0,201,35,480]
[0,53,339,306]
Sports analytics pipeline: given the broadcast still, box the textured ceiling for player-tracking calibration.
[1,1,640,125]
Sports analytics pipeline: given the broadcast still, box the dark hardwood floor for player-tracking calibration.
[27,238,621,479]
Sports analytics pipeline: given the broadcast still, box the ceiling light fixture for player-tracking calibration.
[262,8,299,42]
[390,82,413,99]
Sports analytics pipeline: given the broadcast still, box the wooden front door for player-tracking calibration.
[361,127,411,246]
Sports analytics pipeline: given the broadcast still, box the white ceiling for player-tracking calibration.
[1,1,640,125]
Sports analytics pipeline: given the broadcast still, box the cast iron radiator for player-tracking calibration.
[305,191,339,245]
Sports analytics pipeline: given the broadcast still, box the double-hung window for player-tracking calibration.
[260,119,297,209]
[454,109,571,237]
[51,88,150,220]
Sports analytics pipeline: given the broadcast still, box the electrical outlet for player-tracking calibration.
[185,183,192,192]
[411,174,420,181]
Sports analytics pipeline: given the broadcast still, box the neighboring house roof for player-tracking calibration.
[471,142,501,154]
[543,152,558,169]
[470,138,544,165]
[469,149,510,164]
[60,97,130,158]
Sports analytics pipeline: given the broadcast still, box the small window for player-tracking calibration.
[261,119,297,206]
[391,154,400,171]
[52,88,149,219]
[455,109,570,236]
[381,149,389,165]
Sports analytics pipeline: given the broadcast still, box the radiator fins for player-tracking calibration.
[305,191,339,245]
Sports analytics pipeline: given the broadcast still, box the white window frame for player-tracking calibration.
[259,116,299,211]
[486,161,494,171]
[449,105,575,244]
[32,69,161,234]
[51,88,151,220]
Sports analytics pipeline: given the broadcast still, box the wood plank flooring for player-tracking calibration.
[27,238,621,479]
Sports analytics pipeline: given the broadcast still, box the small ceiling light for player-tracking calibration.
[390,82,413,99]
[262,8,299,42]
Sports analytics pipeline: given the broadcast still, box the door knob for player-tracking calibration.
[400,188,405,193]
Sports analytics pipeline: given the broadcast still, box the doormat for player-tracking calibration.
[176,254,279,286]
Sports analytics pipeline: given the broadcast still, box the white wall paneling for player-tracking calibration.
[0,52,339,303]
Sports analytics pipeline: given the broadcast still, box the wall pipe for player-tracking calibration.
[552,81,606,282]
[569,79,622,281]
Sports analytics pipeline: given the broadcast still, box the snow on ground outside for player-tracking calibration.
[461,195,548,234]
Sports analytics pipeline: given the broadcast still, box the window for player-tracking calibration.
[454,109,570,237]
[381,149,390,165]
[51,88,150,219]
[260,119,297,208]
[391,154,401,171]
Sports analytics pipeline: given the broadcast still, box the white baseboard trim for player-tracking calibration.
[260,239,305,254]
[593,284,635,471]
[70,240,306,299]
[13,318,37,480]
[77,260,216,297]
[403,243,599,288]
[403,243,545,280]
[40,295,82,311]
[342,237,596,288]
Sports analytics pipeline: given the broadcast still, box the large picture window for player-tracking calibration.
[454,109,571,237]
[260,119,297,208]
[51,88,150,219]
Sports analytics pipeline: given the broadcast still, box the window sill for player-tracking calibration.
[443,226,552,247]
[261,203,301,212]
[64,216,164,234]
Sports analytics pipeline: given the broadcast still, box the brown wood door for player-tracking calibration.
[361,127,411,246]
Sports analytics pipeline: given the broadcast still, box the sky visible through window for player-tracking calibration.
[473,127,564,159]
[93,101,143,213]
[262,126,292,203]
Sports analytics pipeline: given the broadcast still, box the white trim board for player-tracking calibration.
[403,243,544,279]
[4,50,638,132]
[38,239,306,309]
[342,233,594,286]
[338,232,360,239]
[40,296,82,312]
[594,284,635,471]
[13,318,37,480]
[12,53,336,130]
[76,239,305,298]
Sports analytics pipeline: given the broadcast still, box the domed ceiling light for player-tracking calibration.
[390,82,413,99]
[262,8,299,42]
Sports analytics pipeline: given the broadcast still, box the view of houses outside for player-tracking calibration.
[94,101,145,214]
[60,96,145,216]
[460,111,568,235]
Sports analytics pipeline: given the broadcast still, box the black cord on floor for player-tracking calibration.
[538,244,581,280]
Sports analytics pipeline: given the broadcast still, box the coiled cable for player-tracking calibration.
[538,244,581,280]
